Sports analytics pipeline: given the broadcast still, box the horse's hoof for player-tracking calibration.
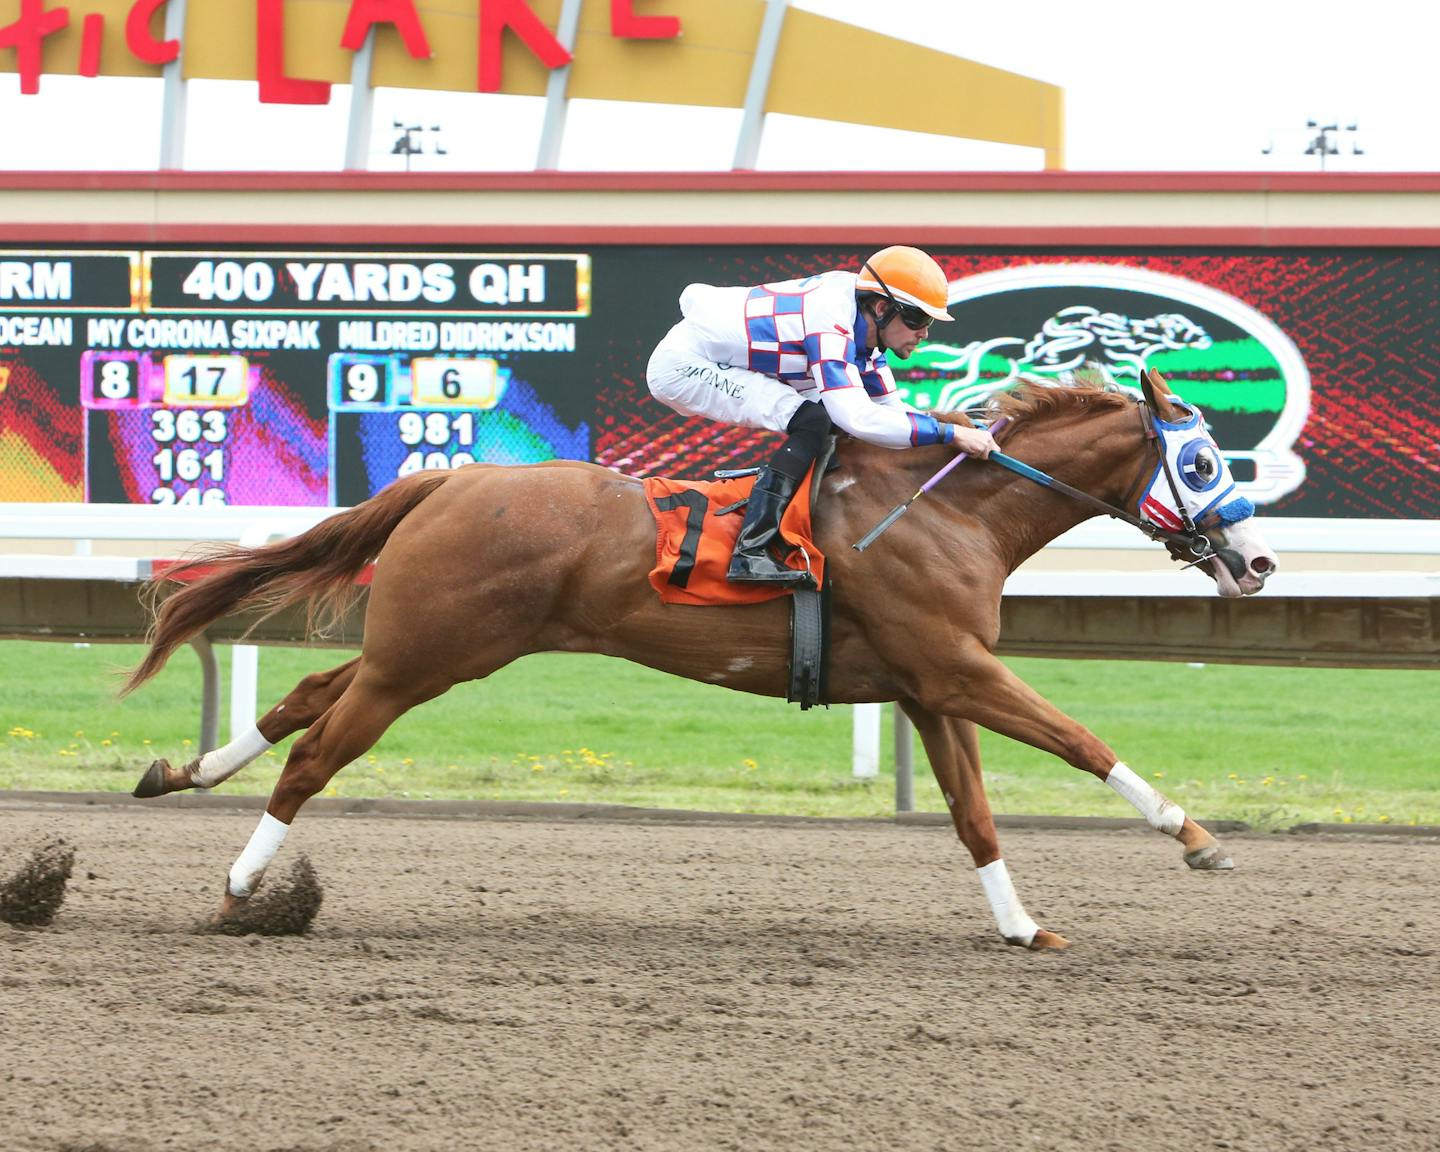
[1184,843,1235,870]
[1005,928,1069,951]
[132,759,173,799]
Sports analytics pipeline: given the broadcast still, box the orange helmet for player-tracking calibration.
[856,246,953,323]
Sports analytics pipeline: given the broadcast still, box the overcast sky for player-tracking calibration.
[0,0,1429,173]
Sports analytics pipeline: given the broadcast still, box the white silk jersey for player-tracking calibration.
[676,271,954,449]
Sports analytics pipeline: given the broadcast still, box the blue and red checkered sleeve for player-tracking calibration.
[803,330,862,393]
[860,353,900,401]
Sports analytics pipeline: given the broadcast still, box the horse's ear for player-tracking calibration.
[1142,368,1184,422]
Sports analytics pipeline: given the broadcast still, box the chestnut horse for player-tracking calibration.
[126,371,1277,949]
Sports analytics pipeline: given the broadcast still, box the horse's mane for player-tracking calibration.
[933,377,1132,427]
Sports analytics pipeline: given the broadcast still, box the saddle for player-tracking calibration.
[641,440,834,709]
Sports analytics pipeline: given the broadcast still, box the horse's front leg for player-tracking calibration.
[901,699,1069,951]
[917,645,1233,871]
[132,658,361,798]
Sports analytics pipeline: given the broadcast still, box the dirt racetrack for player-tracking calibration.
[1,801,1437,1152]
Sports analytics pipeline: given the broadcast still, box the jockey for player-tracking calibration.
[647,245,997,584]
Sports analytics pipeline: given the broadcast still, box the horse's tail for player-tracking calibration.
[123,470,454,695]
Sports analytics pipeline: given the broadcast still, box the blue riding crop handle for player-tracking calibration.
[987,451,1054,488]
[852,416,1011,552]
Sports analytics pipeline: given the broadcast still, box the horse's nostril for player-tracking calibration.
[1251,555,1276,576]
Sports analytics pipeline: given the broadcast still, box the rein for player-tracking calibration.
[853,400,1219,564]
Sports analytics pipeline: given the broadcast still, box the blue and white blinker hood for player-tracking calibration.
[1139,400,1256,535]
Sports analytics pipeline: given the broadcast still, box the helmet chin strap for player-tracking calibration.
[861,261,902,342]
[866,302,894,351]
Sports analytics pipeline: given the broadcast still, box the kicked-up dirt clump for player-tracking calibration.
[0,838,76,926]
[204,854,324,937]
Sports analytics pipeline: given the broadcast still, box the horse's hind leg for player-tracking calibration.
[132,658,360,798]
[215,661,446,921]
[902,700,1068,952]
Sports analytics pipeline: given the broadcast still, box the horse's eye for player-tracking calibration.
[1179,442,1224,491]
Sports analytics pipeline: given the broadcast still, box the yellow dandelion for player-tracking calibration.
[401,757,413,766]
[73,729,84,737]
[1297,774,1308,781]
[1152,772,1165,780]
[100,739,112,747]
[109,731,119,737]
[1227,772,1239,780]
[1378,815,1391,824]
[743,758,758,770]
[558,789,570,797]
[182,739,192,747]
[142,739,152,746]
[532,764,545,772]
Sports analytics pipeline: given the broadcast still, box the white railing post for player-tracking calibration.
[852,702,881,779]
[893,704,915,811]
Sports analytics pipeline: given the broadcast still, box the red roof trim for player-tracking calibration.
[3,170,1440,194]
[4,223,1440,248]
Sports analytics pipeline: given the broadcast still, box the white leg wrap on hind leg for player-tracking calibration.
[1106,761,1186,835]
[977,859,1039,946]
[192,724,274,788]
[227,812,289,897]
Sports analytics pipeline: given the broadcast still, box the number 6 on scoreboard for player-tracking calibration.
[410,357,503,408]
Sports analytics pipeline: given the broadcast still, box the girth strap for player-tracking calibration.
[788,587,825,710]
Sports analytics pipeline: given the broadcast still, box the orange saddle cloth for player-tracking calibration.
[642,466,825,606]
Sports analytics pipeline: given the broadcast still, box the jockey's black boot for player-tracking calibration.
[727,466,811,584]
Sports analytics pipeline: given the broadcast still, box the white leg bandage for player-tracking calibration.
[1106,761,1186,835]
[192,724,274,788]
[227,812,289,897]
[977,859,1039,946]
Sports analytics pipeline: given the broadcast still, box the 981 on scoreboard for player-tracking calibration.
[327,351,513,504]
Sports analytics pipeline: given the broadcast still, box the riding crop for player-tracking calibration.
[852,416,1010,552]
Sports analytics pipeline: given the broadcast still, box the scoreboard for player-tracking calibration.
[3,242,1436,521]
[0,249,593,506]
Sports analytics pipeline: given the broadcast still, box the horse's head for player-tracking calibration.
[1137,368,1277,597]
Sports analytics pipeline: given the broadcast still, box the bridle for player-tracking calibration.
[996,398,1226,565]
[854,397,1230,568]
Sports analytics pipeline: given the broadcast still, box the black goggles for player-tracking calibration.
[893,303,933,331]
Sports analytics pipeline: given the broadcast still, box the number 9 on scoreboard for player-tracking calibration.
[410,357,503,408]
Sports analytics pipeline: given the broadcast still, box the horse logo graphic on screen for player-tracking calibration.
[896,263,1310,504]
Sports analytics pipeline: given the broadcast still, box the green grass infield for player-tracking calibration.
[1,640,1434,829]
